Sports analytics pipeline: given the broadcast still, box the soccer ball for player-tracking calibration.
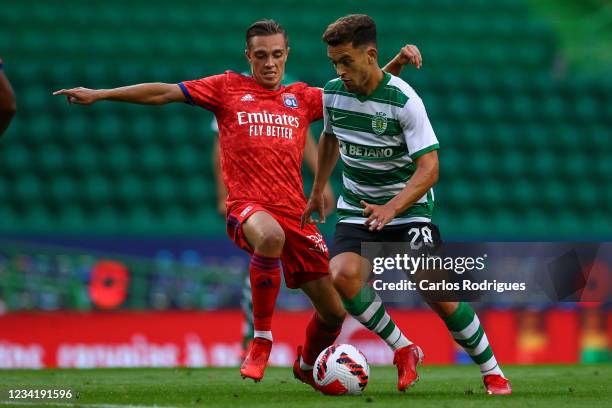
[313,344,370,395]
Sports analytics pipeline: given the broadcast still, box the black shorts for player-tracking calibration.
[329,222,443,259]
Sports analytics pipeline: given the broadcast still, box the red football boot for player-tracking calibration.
[393,344,424,391]
[292,345,318,390]
[483,374,512,395]
[240,337,272,382]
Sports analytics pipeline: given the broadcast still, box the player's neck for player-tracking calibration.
[260,83,281,91]
[361,68,384,96]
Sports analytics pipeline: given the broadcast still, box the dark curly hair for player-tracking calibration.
[322,14,377,47]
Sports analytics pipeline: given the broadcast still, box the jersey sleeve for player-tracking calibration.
[399,96,439,160]
[179,73,226,112]
[304,86,323,122]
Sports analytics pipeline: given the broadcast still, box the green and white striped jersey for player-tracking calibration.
[323,72,439,225]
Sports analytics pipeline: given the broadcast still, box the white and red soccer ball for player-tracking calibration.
[313,344,370,395]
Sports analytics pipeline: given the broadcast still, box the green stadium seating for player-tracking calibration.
[0,0,610,238]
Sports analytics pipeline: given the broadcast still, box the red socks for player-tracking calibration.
[302,312,343,366]
[249,253,281,334]
[250,253,343,360]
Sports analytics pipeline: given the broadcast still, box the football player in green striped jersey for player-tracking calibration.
[302,14,511,395]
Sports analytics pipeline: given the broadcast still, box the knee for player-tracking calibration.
[330,263,360,297]
[253,228,285,255]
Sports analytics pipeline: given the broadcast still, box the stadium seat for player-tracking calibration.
[57,204,87,231]
[83,174,113,204]
[13,174,43,203]
[150,176,179,204]
[0,204,17,231]
[48,174,78,204]
[1,144,31,174]
[105,145,133,175]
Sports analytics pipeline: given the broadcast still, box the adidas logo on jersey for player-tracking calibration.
[241,94,255,102]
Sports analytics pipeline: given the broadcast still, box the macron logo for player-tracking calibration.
[241,94,255,102]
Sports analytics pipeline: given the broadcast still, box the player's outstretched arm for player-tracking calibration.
[301,131,339,228]
[0,65,17,136]
[383,44,422,76]
[52,83,185,106]
[362,150,438,231]
[303,130,336,216]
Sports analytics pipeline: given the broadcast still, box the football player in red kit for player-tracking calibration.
[53,19,422,387]
[0,58,17,135]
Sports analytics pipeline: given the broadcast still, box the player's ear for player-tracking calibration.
[367,46,378,65]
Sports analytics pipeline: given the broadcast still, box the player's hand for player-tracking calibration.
[395,44,422,69]
[53,87,100,105]
[322,183,336,216]
[301,192,326,229]
[361,200,396,231]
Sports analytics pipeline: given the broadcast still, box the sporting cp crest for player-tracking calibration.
[282,93,298,108]
[371,112,388,135]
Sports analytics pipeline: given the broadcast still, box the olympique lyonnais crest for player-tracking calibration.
[371,112,388,135]
[282,93,298,108]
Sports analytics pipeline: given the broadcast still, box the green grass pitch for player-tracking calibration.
[0,365,610,407]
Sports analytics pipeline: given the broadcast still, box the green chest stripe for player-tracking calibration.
[343,162,415,186]
[341,186,396,206]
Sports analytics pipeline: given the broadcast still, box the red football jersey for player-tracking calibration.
[180,71,323,216]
